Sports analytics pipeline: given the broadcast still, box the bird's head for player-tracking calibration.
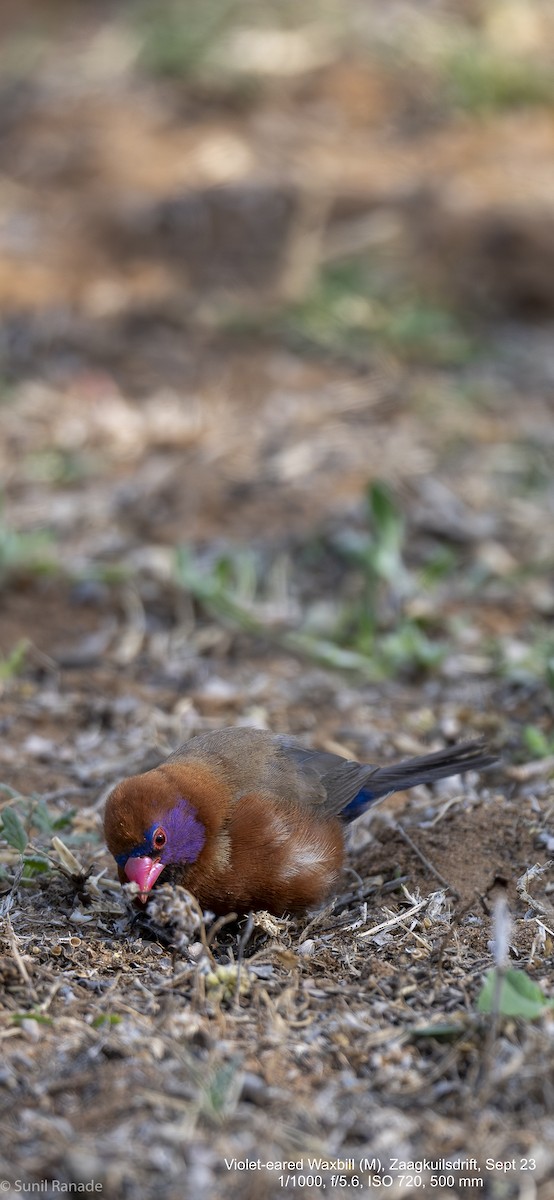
[103,763,221,903]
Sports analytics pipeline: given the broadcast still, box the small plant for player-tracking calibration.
[91,1014,123,1029]
[478,968,554,1020]
[200,1060,243,1121]
[495,630,554,694]
[0,639,29,682]
[443,44,554,115]
[135,0,243,79]
[0,795,82,885]
[329,482,446,675]
[1,806,28,852]
[11,1012,53,1027]
[522,725,554,759]
[0,505,56,587]
[1,804,50,881]
[277,261,473,367]
[332,481,412,632]
[175,482,447,680]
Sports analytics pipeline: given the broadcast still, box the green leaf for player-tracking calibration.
[367,482,404,574]
[368,480,401,537]
[31,800,57,834]
[523,725,552,759]
[91,1014,122,1029]
[477,968,554,1019]
[365,481,414,596]
[30,801,75,836]
[22,856,51,877]
[380,622,445,672]
[1,807,28,851]
[0,639,29,681]
[545,658,554,692]
[411,1023,466,1041]
[12,1012,53,1025]
[285,631,382,680]
[204,1062,240,1116]
[52,810,76,830]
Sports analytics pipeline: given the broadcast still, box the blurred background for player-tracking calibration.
[1,0,554,769]
[2,4,554,1194]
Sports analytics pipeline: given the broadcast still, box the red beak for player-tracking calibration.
[124,856,165,901]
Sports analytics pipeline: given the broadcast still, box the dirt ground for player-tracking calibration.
[1,3,554,1199]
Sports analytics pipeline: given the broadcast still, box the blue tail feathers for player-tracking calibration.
[341,787,376,822]
[339,738,496,822]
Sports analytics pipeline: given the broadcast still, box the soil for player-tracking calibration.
[1,4,554,1199]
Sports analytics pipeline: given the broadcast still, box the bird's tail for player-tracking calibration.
[365,739,496,801]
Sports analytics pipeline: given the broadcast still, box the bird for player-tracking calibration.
[104,727,495,917]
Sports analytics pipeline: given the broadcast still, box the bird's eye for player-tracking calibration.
[153,827,166,850]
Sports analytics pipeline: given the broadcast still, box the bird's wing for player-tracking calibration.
[164,727,495,821]
[165,727,363,812]
[273,737,374,815]
[275,737,496,819]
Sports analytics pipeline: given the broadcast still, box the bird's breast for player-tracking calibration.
[183,792,345,915]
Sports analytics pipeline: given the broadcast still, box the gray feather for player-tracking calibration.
[164,727,496,821]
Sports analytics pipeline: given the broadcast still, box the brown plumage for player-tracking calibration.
[104,727,496,916]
